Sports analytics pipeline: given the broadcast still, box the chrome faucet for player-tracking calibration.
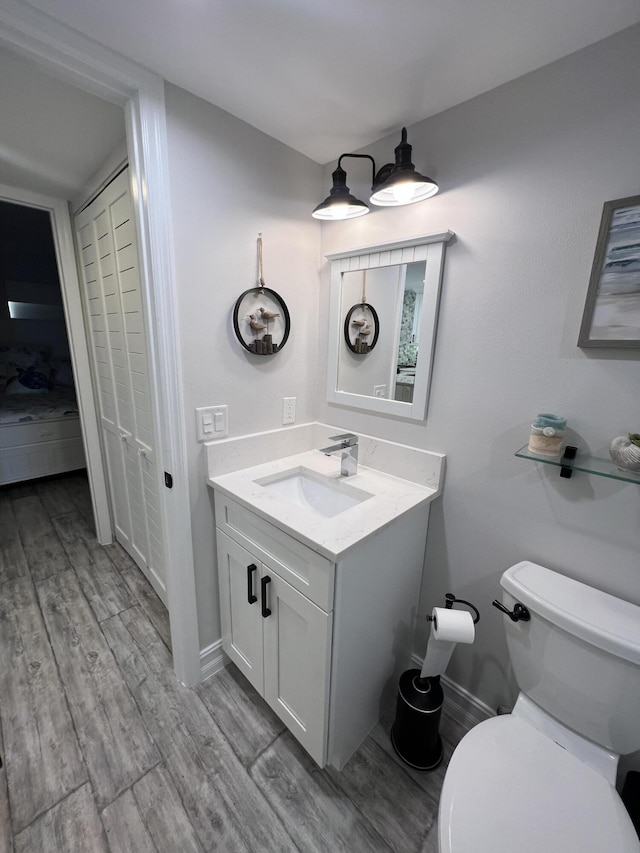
[320,432,359,477]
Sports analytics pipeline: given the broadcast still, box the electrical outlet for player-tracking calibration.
[373,385,387,398]
[282,396,296,425]
[196,405,228,441]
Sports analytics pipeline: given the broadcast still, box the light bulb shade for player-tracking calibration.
[370,127,438,207]
[370,171,438,206]
[312,166,369,220]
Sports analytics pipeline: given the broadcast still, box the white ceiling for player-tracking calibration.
[0,47,125,198]
[18,0,640,164]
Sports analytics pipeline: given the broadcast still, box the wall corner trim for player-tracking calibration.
[200,640,226,682]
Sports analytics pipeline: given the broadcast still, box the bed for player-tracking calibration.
[0,347,86,485]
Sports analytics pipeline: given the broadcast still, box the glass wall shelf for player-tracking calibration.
[515,445,640,484]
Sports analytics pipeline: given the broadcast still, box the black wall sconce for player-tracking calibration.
[312,127,438,221]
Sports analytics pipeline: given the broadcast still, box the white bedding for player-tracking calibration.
[0,348,85,484]
[0,390,79,426]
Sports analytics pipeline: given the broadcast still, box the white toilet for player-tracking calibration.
[438,561,640,853]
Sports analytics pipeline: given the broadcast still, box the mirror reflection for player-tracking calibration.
[326,231,453,421]
[337,261,426,403]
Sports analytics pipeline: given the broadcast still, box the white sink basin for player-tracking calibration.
[255,467,372,518]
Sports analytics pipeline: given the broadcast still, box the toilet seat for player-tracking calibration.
[439,714,639,853]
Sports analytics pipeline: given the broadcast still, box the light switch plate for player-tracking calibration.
[196,405,228,441]
[373,385,387,398]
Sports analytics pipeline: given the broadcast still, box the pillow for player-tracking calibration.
[50,356,74,388]
[7,346,50,371]
[5,381,49,395]
[4,363,52,395]
[3,347,52,394]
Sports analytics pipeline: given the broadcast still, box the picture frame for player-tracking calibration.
[232,286,290,355]
[343,302,379,354]
[578,194,640,348]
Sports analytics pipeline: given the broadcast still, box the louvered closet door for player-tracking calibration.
[75,168,166,602]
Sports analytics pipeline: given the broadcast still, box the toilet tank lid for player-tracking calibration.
[501,561,640,665]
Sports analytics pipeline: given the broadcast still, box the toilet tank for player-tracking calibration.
[501,561,640,755]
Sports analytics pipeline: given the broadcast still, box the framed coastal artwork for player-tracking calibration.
[578,195,640,347]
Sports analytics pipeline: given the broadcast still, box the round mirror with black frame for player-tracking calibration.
[343,302,379,354]
[233,287,290,355]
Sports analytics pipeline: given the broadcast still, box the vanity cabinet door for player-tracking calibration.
[217,531,264,693]
[262,570,332,766]
[217,525,332,766]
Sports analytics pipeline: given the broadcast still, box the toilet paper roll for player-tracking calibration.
[420,608,475,679]
[431,607,475,644]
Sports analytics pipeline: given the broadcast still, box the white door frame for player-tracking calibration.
[0,182,112,544]
[0,0,200,685]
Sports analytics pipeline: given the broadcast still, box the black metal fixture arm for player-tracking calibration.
[444,593,480,624]
[335,151,399,190]
[337,153,377,187]
[426,592,480,624]
[491,600,531,622]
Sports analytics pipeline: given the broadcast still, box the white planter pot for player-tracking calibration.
[609,435,640,474]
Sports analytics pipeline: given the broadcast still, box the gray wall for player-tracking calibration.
[319,24,640,713]
[164,84,323,651]
[162,25,640,707]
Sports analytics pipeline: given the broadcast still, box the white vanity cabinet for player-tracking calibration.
[216,528,332,765]
[214,485,431,770]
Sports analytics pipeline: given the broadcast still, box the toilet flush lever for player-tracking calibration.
[492,600,531,622]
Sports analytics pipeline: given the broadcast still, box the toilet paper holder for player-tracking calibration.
[427,593,480,625]
[391,593,480,772]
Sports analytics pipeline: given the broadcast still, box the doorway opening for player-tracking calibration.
[0,199,87,487]
[0,5,200,685]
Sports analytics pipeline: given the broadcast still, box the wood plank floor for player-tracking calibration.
[0,471,468,852]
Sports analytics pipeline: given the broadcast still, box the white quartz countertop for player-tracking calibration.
[207,449,439,561]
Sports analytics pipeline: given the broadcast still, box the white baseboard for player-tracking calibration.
[440,674,494,729]
[200,640,226,681]
[410,653,493,729]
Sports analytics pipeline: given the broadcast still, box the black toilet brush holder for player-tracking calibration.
[390,670,444,770]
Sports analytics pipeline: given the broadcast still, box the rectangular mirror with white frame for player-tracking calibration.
[326,231,454,420]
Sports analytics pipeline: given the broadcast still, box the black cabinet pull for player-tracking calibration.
[261,575,271,618]
[247,564,258,604]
